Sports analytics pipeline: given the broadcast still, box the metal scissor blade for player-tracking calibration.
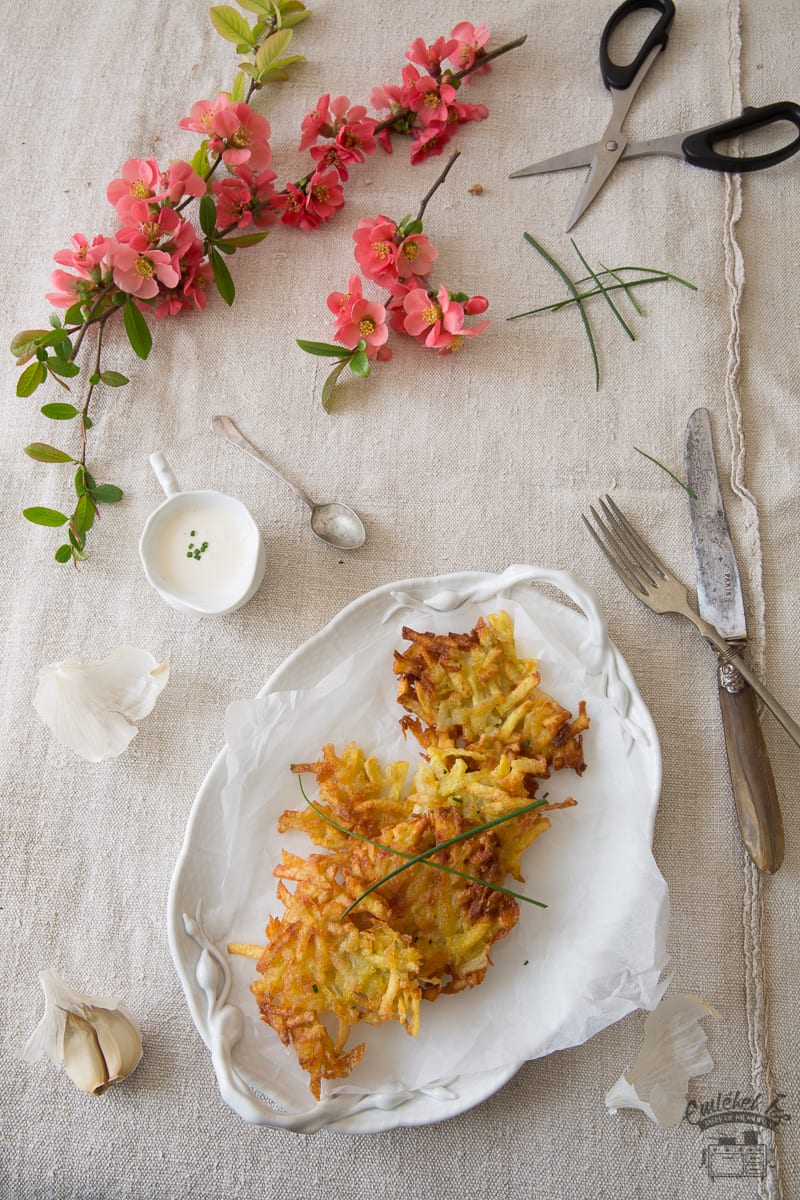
[565,139,627,231]
[509,141,598,178]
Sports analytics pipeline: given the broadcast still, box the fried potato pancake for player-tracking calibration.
[235,611,589,1099]
[394,611,589,776]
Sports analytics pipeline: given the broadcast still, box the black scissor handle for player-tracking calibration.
[681,101,800,172]
[599,0,676,92]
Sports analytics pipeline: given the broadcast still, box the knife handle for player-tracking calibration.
[717,656,785,873]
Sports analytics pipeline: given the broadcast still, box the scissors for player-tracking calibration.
[510,0,800,231]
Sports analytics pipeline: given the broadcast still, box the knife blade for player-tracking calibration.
[684,407,784,872]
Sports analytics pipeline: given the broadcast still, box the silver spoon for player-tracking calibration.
[211,415,366,551]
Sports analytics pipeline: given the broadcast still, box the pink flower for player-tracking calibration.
[446,99,489,129]
[402,285,488,352]
[336,119,378,163]
[210,102,272,171]
[396,233,438,279]
[212,167,284,229]
[109,243,180,300]
[401,66,456,127]
[328,95,369,129]
[308,143,351,181]
[327,273,364,327]
[466,295,489,315]
[280,183,320,231]
[106,159,164,220]
[304,170,345,222]
[117,200,181,250]
[409,123,452,164]
[179,95,230,135]
[336,298,389,359]
[352,215,400,285]
[53,233,110,275]
[161,160,207,204]
[45,269,91,309]
[299,94,332,151]
[369,83,404,112]
[447,22,491,73]
[405,36,458,72]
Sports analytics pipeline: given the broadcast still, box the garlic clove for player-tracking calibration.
[86,1005,143,1083]
[61,1011,110,1095]
[22,969,143,1095]
[33,647,169,762]
[605,993,718,1127]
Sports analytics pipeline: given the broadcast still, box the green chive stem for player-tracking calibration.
[570,239,635,341]
[523,233,599,389]
[296,778,547,915]
[634,447,698,499]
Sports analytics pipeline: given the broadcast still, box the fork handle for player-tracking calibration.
[700,620,800,750]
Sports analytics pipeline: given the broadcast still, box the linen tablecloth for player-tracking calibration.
[1,1,798,1196]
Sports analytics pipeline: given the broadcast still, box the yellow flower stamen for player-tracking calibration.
[373,240,393,260]
[359,318,375,337]
[312,183,330,202]
[422,303,442,325]
[229,127,252,149]
[403,241,419,261]
[135,257,155,278]
[130,180,151,200]
[424,91,440,109]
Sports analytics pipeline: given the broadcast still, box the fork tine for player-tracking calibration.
[602,494,671,579]
[597,497,660,587]
[581,508,648,596]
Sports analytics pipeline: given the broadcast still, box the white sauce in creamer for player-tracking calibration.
[152,502,254,608]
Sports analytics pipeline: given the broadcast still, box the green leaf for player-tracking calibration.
[23,506,69,527]
[210,5,254,45]
[217,231,269,249]
[24,442,75,463]
[55,544,73,563]
[230,70,247,103]
[64,302,85,326]
[10,329,48,357]
[49,313,62,329]
[321,359,349,412]
[199,194,218,239]
[523,233,599,391]
[190,140,211,177]
[74,492,96,534]
[214,240,236,255]
[41,403,79,420]
[123,297,152,360]
[91,483,124,504]
[296,338,351,358]
[68,525,85,551]
[74,466,87,495]
[210,248,235,305]
[17,361,47,397]
[255,27,292,76]
[89,373,101,386]
[237,61,258,78]
[47,357,80,378]
[349,350,370,378]
[278,8,310,26]
[99,371,129,387]
[400,219,423,236]
[257,68,290,82]
[236,0,274,13]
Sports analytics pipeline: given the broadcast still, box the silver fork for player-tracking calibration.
[583,494,800,750]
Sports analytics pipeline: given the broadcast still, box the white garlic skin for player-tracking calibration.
[605,993,718,1127]
[22,969,143,1095]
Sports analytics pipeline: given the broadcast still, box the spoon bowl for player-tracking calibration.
[309,502,366,550]
[211,415,366,550]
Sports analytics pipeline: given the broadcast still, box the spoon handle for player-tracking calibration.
[211,415,314,511]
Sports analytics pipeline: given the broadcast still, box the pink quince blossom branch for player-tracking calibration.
[298,151,490,410]
[12,0,524,567]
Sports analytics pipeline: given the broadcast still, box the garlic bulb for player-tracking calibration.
[605,993,718,1126]
[22,969,143,1095]
[34,646,169,761]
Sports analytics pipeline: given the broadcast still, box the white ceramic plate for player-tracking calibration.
[167,566,668,1133]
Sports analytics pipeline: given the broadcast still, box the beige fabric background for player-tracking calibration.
[1,1,797,1197]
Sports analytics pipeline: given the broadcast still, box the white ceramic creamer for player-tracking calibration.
[139,453,266,616]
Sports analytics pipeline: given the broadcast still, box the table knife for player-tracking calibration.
[684,407,784,872]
